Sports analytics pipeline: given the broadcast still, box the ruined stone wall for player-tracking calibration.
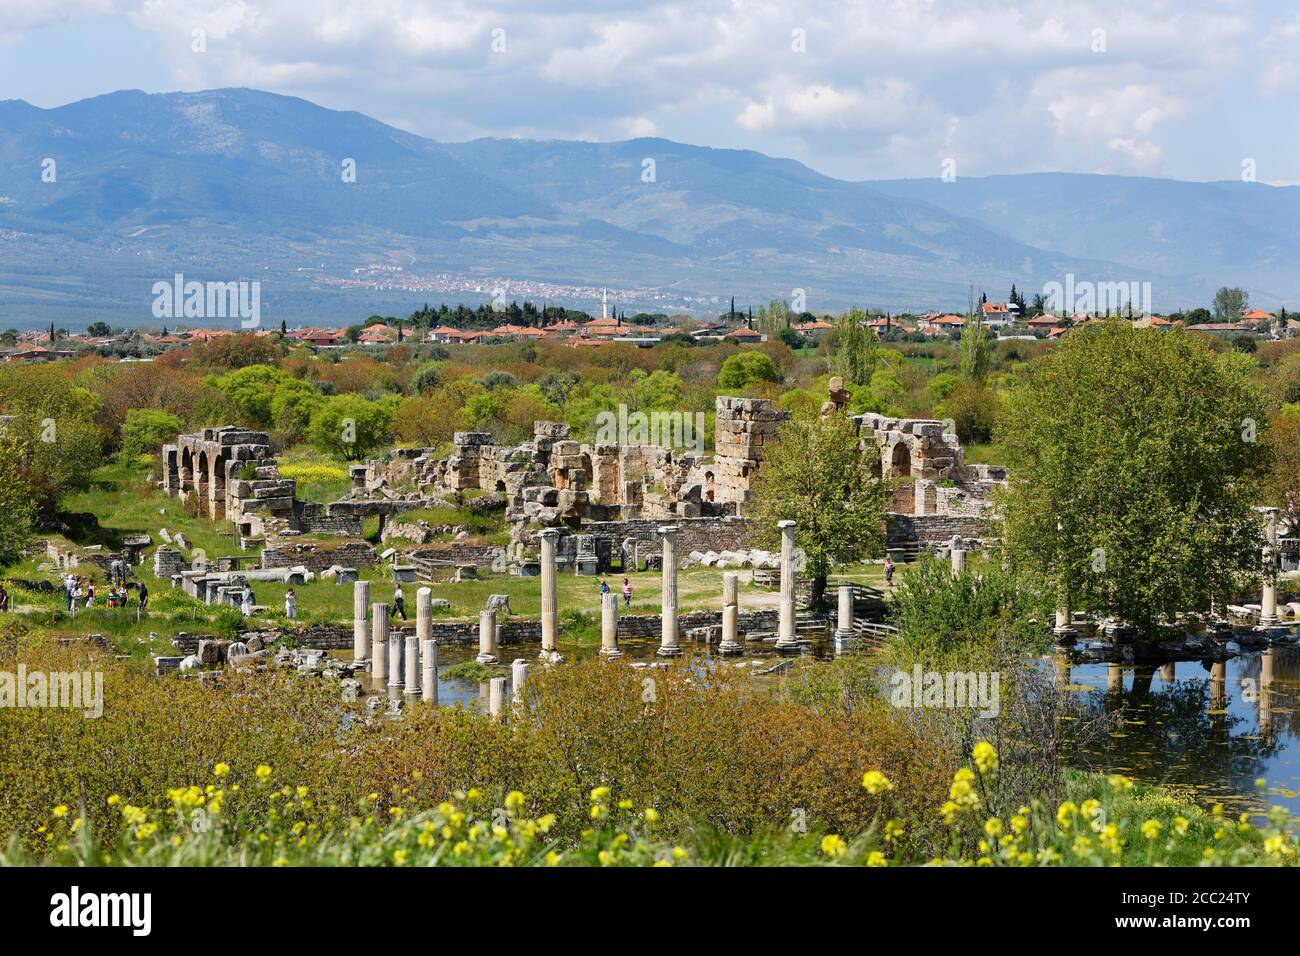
[260,540,376,572]
[709,396,787,506]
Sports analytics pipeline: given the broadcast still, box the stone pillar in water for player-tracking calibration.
[512,659,529,707]
[1261,647,1276,737]
[371,603,388,684]
[488,677,507,720]
[387,625,402,690]
[421,639,438,704]
[403,636,420,697]
[774,520,799,650]
[353,579,371,663]
[1260,507,1280,625]
[1107,663,1123,693]
[718,571,742,656]
[949,535,966,576]
[599,591,622,659]
[477,608,499,664]
[539,528,560,660]
[835,585,855,643]
[656,525,682,657]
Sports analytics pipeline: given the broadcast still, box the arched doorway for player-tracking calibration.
[890,442,912,478]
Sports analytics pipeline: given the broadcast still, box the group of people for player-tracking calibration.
[63,573,147,611]
[598,578,634,607]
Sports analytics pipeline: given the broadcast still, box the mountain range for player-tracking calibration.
[0,88,1295,328]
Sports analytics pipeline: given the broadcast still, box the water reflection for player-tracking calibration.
[1066,646,1300,824]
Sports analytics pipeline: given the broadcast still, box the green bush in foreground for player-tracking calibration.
[6,746,1294,867]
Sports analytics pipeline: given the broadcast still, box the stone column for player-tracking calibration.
[488,677,507,720]
[835,585,855,640]
[539,529,560,660]
[477,608,499,664]
[352,579,371,662]
[403,635,420,697]
[599,591,622,659]
[656,525,682,657]
[1260,507,1280,626]
[950,536,966,575]
[512,659,529,707]
[370,603,388,684]
[774,519,799,650]
[718,571,742,655]
[387,624,402,690]
[1106,663,1123,693]
[1260,646,1276,737]
[421,639,438,704]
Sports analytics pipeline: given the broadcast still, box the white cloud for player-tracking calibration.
[0,0,1281,179]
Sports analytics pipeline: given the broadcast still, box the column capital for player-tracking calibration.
[538,527,561,539]
[658,525,680,536]
[778,519,796,530]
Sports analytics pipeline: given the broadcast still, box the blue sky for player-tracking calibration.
[2,0,1297,184]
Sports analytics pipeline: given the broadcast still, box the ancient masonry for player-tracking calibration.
[854,412,1007,554]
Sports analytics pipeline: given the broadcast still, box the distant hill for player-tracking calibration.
[0,88,1290,327]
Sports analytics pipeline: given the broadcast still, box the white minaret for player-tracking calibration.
[602,287,608,319]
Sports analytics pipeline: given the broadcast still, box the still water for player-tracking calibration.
[1064,645,1300,822]
[353,627,1300,822]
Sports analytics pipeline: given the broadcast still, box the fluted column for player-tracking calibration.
[718,571,742,655]
[656,526,681,657]
[421,639,438,704]
[371,602,388,686]
[774,520,799,650]
[387,624,402,690]
[352,579,370,662]
[488,677,507,720]
[599,591,622,658]
[539,529,559,660]
[512,658,529,708]
[403,635,420,697]
[1260,507,1280,626]
[477,608,499,664]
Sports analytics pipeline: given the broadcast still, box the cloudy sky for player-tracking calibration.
[1,0,1296,183]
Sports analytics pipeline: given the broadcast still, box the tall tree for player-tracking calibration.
[959,314,991,382]
[829,307,877,386]
[749,413,889,607]
[999,322,1269,637]
[1212,287,1249,322]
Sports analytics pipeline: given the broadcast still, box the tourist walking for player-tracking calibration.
[284,588,298,619]
[63,573,76,611]
[138,581,149,610]
[621,578,633,607]
[884,556,895,587]
[599,579,610,597]
[85,583,96,608]
[392,583,407,620]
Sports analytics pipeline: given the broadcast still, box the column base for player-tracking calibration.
[1051,626,1077,644]
[1258,614,1281,627]
[774,639,802,653]
[656,645,683,658]
[717,640,743,656]
[598,647,624,660]
[476,653,499,664]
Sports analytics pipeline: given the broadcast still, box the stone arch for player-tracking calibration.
[210,452,229,519]
[179,445,195,493]
[890,441,912,478]
[196,449,210,514]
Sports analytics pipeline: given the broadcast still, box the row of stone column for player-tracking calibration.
[352,580,439,704]
[537,520,808,658]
